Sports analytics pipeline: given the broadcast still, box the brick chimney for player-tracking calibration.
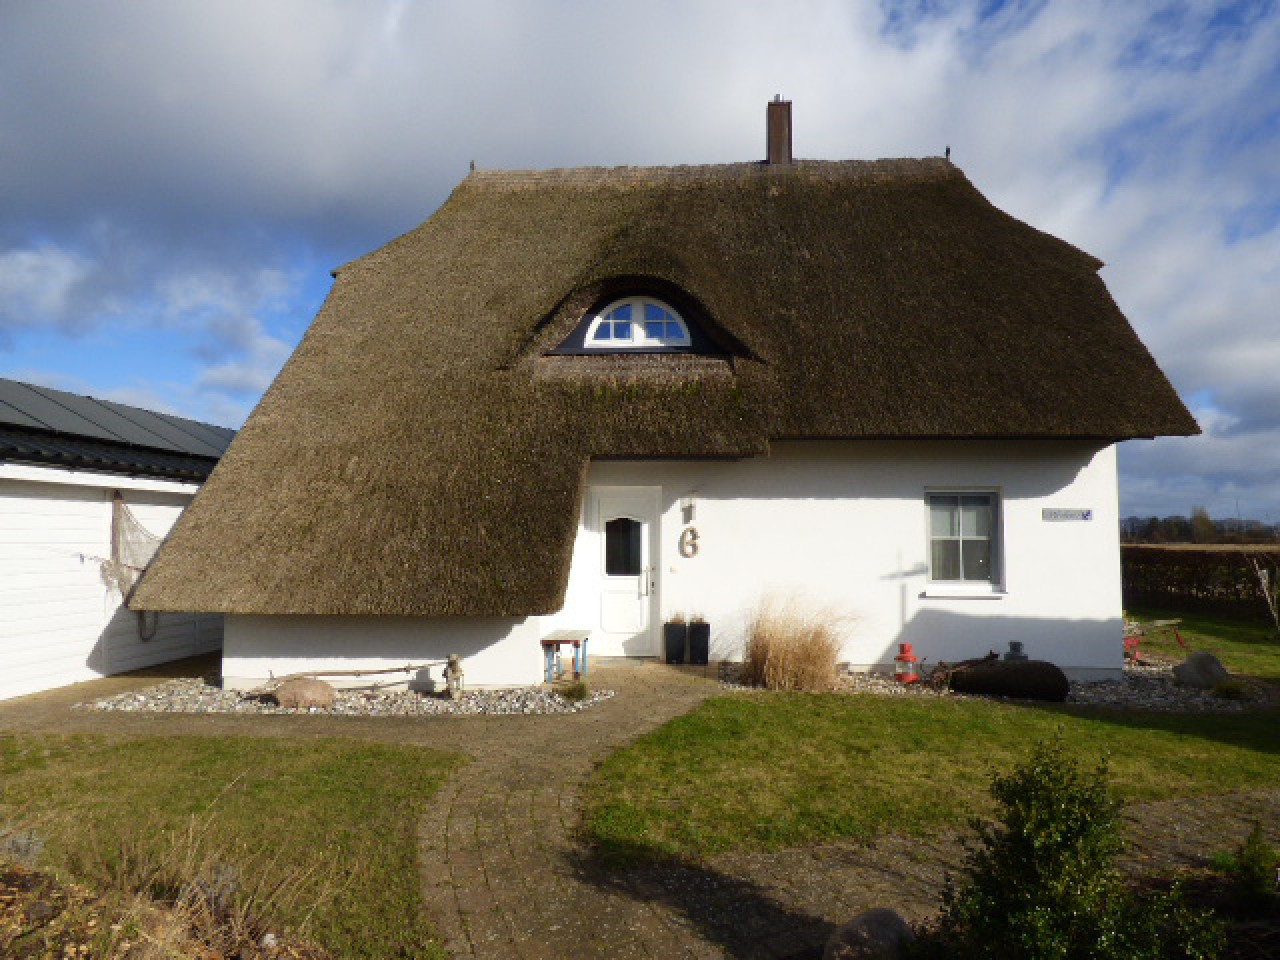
[766,96,792,165]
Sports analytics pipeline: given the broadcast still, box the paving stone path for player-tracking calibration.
[3,659,1278,960]
[413,664,728,959]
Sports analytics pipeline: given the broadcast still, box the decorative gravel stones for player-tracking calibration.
[75,679,615,716]
[1063,659,1267,711]
[722,658,1271,712]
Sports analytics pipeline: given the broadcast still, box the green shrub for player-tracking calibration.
[558,680,589,702]
[912,738,1223,960]
[1219,823,1280,912]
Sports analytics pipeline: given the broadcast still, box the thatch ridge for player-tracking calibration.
[133,158,1197,616]
[466,157,957,186]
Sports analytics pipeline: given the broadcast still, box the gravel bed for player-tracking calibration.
[75,678,616,716]
[1061,659,1263,711]
[721,659,1272,712]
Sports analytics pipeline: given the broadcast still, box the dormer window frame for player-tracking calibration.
[583,297,692,351]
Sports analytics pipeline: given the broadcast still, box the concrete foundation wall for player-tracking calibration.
[222,615,543,690]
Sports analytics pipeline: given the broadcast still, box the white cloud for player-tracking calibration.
[95,384,185,418]
[0,233,306,427]
[196,330,293,396]
[0,246,93,328]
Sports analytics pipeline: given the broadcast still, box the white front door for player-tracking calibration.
[593,487,659,656]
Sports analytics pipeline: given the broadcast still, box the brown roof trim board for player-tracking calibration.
[132,158,1198,617]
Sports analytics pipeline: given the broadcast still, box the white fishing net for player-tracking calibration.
[100,492,164,597]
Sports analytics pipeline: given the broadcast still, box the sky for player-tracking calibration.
[1,0,1277,521]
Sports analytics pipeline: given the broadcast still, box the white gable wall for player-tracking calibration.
[0,465,222,702]
[550,439,1123,678]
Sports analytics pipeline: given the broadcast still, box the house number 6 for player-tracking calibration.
[678,527,700,558]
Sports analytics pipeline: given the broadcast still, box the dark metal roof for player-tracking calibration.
[0,378,235,481]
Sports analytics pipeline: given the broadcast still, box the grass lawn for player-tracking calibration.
[0,734,462,960]
[584,613,1280,865]
[1127,607,1280,680]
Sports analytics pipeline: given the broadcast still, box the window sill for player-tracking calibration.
[919,587,1006,600]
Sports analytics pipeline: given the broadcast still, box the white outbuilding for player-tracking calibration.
[0,378,232,701]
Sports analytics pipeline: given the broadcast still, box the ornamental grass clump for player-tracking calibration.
[740,599,843,691]
[912,737,1223,960]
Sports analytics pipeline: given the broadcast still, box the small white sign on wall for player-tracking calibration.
[1042,508,1093,522]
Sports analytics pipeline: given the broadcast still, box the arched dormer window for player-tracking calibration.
[584,298,691,349]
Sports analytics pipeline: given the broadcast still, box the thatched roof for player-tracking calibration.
[133,158,1198,616]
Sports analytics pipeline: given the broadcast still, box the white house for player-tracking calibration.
[134,103,1197,689]
[0,378,231,701]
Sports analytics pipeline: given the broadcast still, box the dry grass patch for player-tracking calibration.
[1,855,334,959]
[740,598,845,691]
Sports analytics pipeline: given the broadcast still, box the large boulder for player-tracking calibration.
[948,658,1070,702]
[272,677,336,709]
[824,908,915,960]
[1172,651,1229,689]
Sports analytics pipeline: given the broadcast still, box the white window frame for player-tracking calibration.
[584,297,692,349]
[925,490,1004,595]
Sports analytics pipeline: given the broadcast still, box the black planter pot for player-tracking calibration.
[663,622,688,664]
[688,622,710,666]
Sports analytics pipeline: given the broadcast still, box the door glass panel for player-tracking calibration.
[604,517,642,576]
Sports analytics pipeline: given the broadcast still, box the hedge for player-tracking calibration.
[1121,545,1279,622]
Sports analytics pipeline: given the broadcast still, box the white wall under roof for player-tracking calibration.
[0,465,222,702]
[551,440,1123,678]
[222,616,541,691]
